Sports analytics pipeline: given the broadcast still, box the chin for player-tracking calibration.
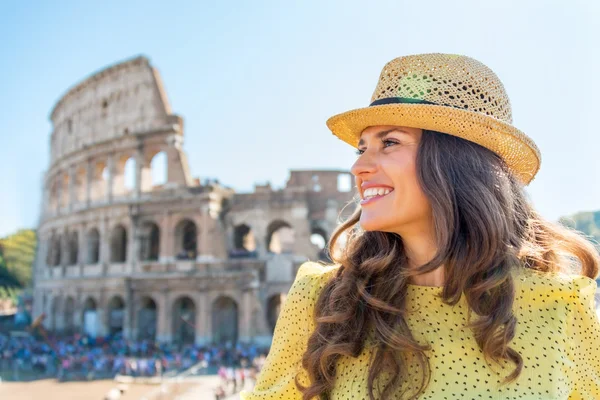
[359,215,394,232]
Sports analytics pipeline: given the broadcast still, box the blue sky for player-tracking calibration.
[0,0,598,237]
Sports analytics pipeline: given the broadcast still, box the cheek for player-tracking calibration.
[391,158,430,212]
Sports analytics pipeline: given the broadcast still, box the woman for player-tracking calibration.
[240,53,600,399]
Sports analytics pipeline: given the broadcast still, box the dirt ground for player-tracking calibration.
[0,379,197,400]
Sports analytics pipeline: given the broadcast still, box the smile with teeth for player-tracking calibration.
[362,187,394,202]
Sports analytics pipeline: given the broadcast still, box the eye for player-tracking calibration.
[355,139,399,155]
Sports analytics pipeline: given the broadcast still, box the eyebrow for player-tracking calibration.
[357,128,409,147]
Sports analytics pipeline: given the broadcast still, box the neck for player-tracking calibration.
[399,228,445,287]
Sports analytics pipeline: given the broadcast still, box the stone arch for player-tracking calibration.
[150,151,167,188]
[266,294,284,334]
[231,223,257,258]
[139,221,160,261]
[310,226,330,262]
[137,296,157,340]
[86,228,100,264]
[174,218,197,260]
[83,297,97,311]
[64,296,76,334]
[172,296,196,345]
[110,224,128,262]
[212,296,238,345]
[67,231,79,265]
[266,220,295,254]
[107,296,125,335]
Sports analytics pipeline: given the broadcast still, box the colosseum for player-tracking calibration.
[32,55,355,346]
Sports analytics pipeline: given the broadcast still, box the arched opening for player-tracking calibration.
[108,296,125,336]
[151,151,167,187]
[310,227,330,262]
[52,235,62,266]
[86,228,100,264]
[266,220,295,254]
[266,294,284,334]
[67,231,79,265]
[172,296,196,345]
[110,224,128,263]
[175,219,197,260]
[212,296,238,346]
[139,221,160,261]
[64,296,75,335]
[83,297,98,337]
[137,297,157,340]
[230,224,257,258]
[123,157,136,191]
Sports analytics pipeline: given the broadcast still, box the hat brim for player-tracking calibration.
[326,103,541,185]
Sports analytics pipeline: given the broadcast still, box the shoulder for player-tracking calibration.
[513,267,598,305]
[289,261,341,304]
[296,261,341,282]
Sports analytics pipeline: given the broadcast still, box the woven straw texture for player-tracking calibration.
[326,53,541,185]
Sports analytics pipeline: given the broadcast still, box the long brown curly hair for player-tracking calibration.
[294,129,599,400]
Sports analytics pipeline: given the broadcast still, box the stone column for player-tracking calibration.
[239,289,253,343]
[130,215,140,271]
[68,165,76,211]
[124,279,134,340]
[195,292,209,346]
[253,287,272,347]
[97,290,107,337]
[156,290,171,343]
[134,145,143,199]
[60,228,68,267]
[199,206,210,260]
[106,154,115,204]
[85,159,93,207]
[162,214,174,263]
[56,174,63,214]
[100,218,109,267]
[158,213,170,263]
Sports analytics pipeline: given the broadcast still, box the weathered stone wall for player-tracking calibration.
[34,56,356,346]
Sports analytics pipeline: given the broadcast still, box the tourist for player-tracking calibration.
[240,53,600,399]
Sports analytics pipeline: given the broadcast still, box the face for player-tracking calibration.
[351,125,433,236]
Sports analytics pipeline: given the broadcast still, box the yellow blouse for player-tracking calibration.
[240,261,600,399]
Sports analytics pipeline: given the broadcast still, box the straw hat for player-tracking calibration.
[326,53,541,185]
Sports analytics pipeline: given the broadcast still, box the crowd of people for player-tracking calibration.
[0,331,269,383]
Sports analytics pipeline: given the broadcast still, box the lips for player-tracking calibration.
[360,189,394,206]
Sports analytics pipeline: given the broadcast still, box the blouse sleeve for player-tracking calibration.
[239,261,332,400]
[567,275,600,399]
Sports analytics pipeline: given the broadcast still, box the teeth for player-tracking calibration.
[363,187,393,199]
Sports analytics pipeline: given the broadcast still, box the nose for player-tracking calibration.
[350,148,378,179]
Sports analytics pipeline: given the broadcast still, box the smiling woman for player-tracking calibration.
[240,53,600,400]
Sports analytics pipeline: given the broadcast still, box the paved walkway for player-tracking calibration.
[171,376,254,400]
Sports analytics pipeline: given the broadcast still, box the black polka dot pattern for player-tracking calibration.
[240,262,600,399]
